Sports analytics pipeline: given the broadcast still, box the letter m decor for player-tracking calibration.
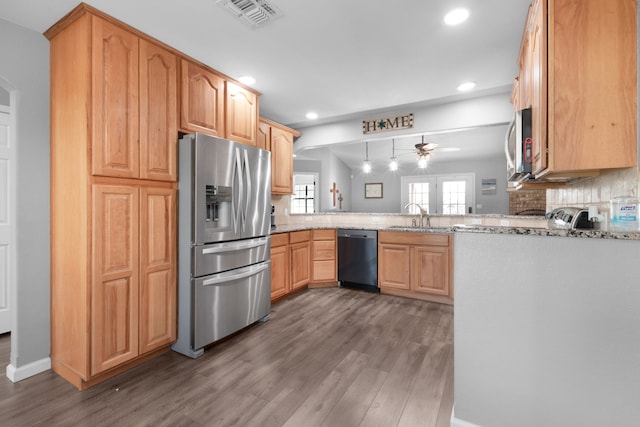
[362,113,414,134]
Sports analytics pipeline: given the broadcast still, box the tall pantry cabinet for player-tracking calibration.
[46,4,177,389]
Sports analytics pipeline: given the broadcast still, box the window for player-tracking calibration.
[441,179,467,214]
[401,173,475,214]
[291,173,317,213]
[407,181,430,214]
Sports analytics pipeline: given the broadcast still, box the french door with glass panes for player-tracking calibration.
[401,174,475,215]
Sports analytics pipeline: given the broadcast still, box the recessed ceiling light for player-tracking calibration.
[444,8,470,26]
[457,81,476,92]
[306,112,318,120]
[237,75,256,86]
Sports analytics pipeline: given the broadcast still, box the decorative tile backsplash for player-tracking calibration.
[546,166,640,213]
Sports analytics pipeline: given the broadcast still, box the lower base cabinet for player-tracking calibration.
[270,233,290,300]
[290,231,311,291]
[52,181,177,390]
[378,231,453,304]
[310,229,338,286]
[270,230,311,301]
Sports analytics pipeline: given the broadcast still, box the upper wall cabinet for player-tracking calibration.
[517,0,637,180]
[89,17,177,181]
[91,18,139,178]
[180,60,225,138]
[226,82,258,146]
[180,61,260,146]
[259,118,301,195]
[139,40,178,181]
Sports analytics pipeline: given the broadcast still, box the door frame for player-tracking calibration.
[401,173,476,214]
[0,79,17,378]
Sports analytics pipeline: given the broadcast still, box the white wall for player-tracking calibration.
[294,92,513,150]
[453,232,640,427]
[0,18,50,374]
[351,168,402,213]
[349,155,509,214]
[297,148,352,212]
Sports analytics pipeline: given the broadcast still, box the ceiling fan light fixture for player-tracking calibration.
[418,154,429,169]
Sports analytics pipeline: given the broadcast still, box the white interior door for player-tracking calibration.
[436,174,475,214]
[401,173,475,215]
[0,105,14,334]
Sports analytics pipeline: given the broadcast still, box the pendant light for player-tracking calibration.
[389,139,398,171]
[418,154,428,169]
[362,141,371,173]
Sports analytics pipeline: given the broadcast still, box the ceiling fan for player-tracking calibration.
[414,139,439,156]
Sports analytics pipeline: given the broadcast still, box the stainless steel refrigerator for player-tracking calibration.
[172,133,271,358]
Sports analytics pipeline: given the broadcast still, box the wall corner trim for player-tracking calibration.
[6,357,51,382]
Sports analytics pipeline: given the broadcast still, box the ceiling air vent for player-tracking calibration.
[217,0,283,28]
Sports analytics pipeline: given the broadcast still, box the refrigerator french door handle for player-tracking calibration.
[243,148,251,233]
[201,262,270,286]
[200,237,269,254]
[234,146,244,234]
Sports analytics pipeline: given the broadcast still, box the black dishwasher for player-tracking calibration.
[337,229,378,292]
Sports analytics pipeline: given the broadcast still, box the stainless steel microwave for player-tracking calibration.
[505,107,532,182]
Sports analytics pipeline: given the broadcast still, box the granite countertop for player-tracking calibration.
[271,224,640,240]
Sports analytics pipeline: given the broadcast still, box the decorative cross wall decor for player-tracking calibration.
[330,182,340,207]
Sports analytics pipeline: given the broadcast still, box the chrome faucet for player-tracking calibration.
[404,203,430,227]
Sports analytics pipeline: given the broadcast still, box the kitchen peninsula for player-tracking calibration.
[271,211,640,427]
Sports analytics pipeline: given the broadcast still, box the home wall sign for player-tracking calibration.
[362,113,413,134]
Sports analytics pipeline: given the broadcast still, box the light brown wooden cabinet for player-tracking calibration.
[378,231,453,304]
[289,230,311,291]
[226,81,258,146]
[139,186,177,354]
[270,231,314,301]
[89,17,177,182]
[139,40,178,181]
[180,62,259,146]
[259,118,301,195]
[180,59,225,138]
[310,229,338,286]
[270,233,290,300]
[91,184,140,374]
[257,120,270,151]
[47,4,177,390]
[518,0,637,180]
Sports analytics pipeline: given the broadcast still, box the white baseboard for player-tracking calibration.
[6,357,51,382]
[451,406,483,427]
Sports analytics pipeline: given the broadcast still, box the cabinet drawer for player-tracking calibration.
[378,231,450,247]
[289,230,311,244]
[271,233,289,247]
[313,240,335,260]
[312,229,335,240]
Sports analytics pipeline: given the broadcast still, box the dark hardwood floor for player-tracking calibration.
[0,287,453,427]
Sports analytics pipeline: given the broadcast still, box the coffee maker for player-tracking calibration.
[270,205,276,229]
